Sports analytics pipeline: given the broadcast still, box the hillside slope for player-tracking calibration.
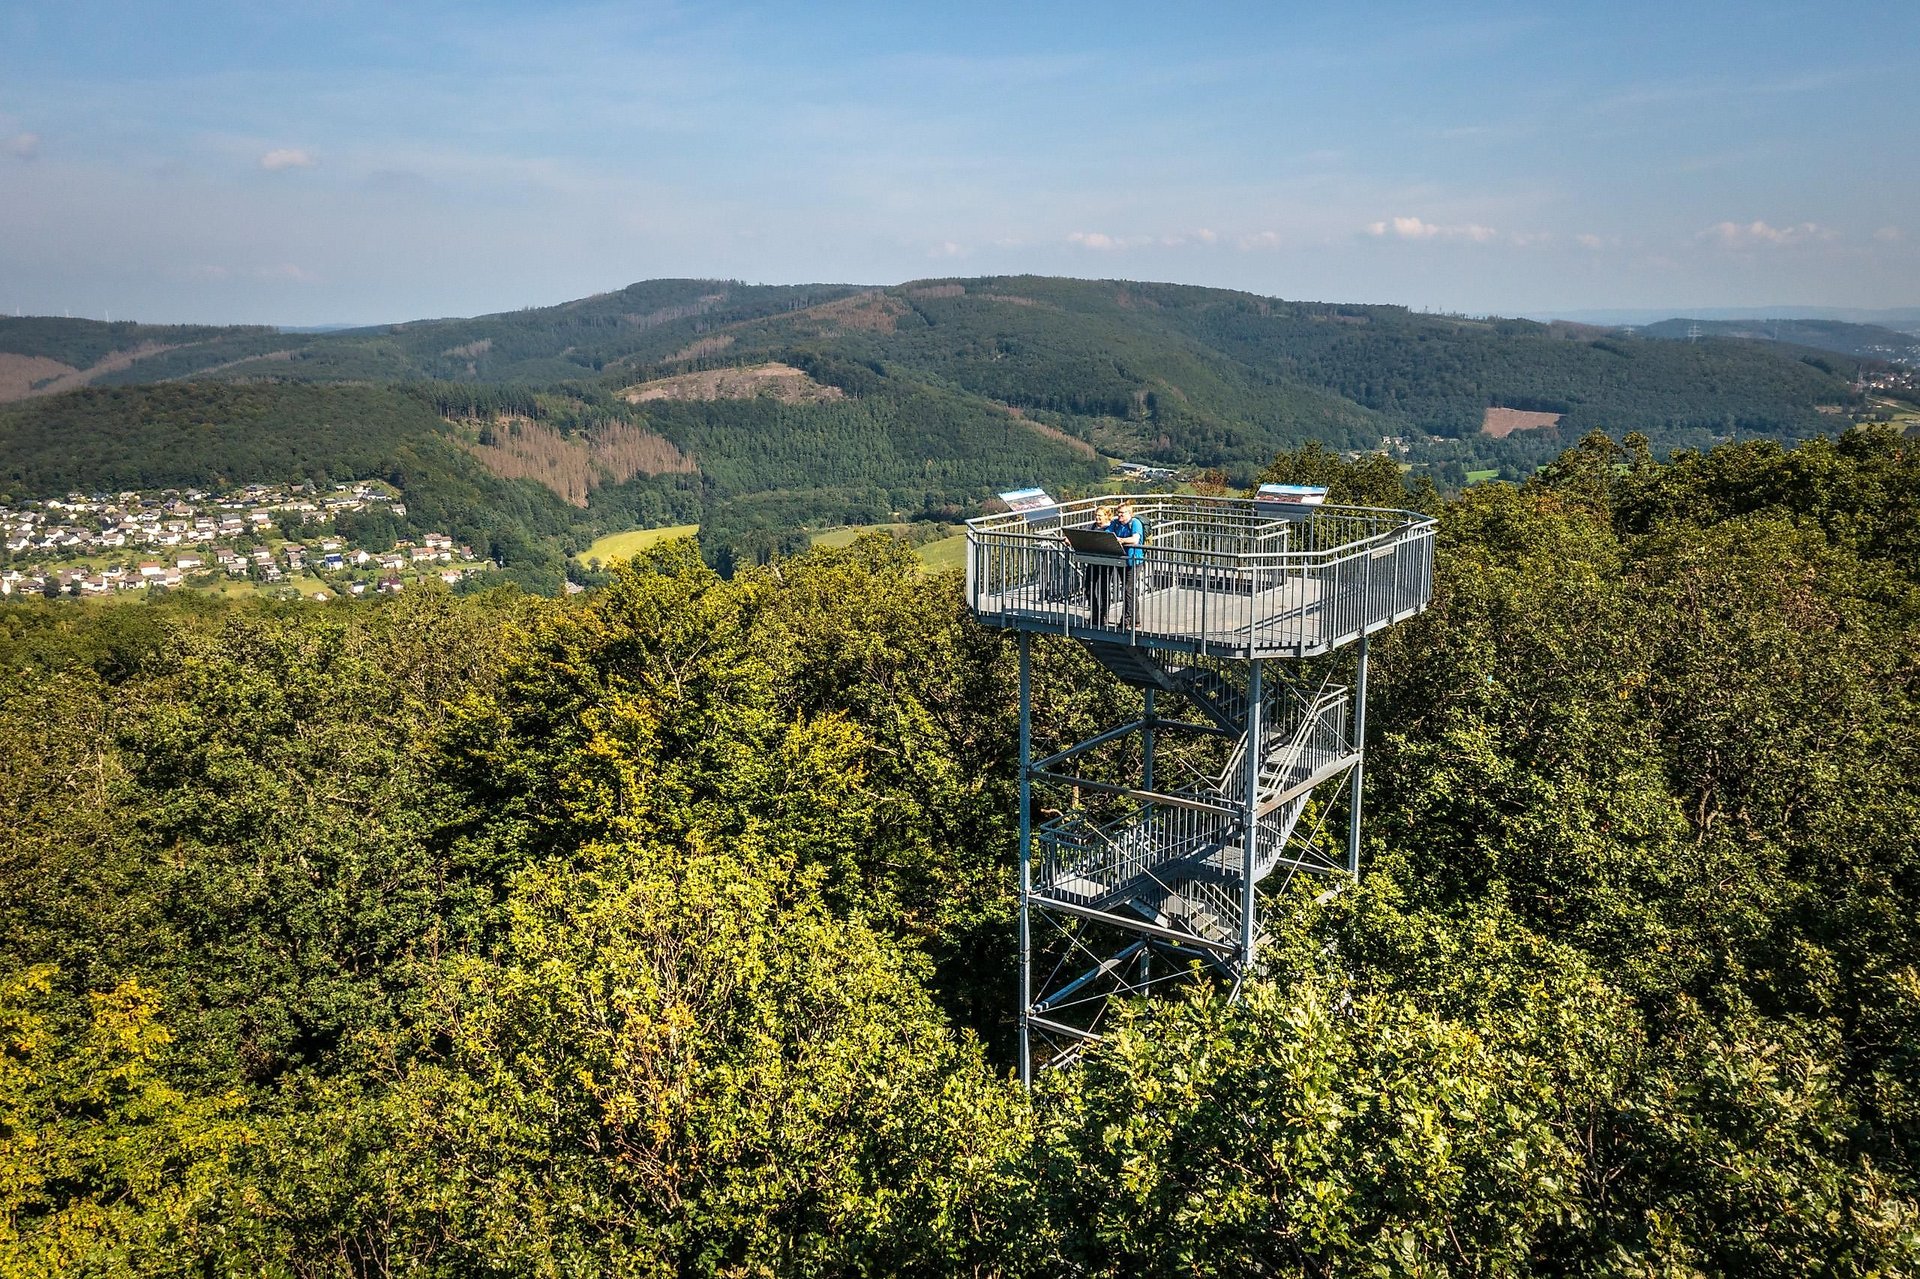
[603,276,1865,476]
[0,275,1873,511]
[0,282,862,400]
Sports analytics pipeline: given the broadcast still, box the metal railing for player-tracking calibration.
[966,494,1435,658]
[1033,683,1354,912]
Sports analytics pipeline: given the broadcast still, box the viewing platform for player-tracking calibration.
[965,494,1437,659]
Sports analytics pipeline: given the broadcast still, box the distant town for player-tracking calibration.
[0,480,493,601]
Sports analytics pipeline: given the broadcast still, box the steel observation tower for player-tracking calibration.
[965,491,1436,1084]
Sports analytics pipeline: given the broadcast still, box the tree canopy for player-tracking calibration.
[2,427,1916,1275]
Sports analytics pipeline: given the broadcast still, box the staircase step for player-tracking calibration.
[1076,638,1179,690]
[1185,911,1224,941]
[1048,874,1107,902]
[1120,894,1173,927]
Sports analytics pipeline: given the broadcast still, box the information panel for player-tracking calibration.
[1255,482,1329,519]
[998,488,1059,522]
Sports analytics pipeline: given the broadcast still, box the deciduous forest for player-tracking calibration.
[2,428,1917,1275]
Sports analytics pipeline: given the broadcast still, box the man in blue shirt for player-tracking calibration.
[1107,501,1144,626]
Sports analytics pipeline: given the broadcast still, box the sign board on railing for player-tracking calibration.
[998,488,1059,524]
[1255,483,1328,520]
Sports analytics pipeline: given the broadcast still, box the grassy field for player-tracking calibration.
[575,521,965,574]
[810,523,914,549]
[810,523,969,573]
[576,524,700,564]
[914,533,968,573]
[1868,396,1919,435]
[1464,468,1500,485]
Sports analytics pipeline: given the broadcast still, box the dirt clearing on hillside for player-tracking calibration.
[1482,407,1563,437]
[461,418,696,506]
[0,354,80,402]
[621,362,845,405]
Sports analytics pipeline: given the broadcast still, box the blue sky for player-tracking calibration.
[2,0,1915,325]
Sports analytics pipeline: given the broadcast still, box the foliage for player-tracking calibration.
[0,431,1917,1274]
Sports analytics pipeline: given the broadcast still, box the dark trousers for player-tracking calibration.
[1089,562,1136,626]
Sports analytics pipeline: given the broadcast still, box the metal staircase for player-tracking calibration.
[1033,643,1356,956]
[1076,638,1243,731]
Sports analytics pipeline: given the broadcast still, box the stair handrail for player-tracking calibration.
[1216,682,1345,800]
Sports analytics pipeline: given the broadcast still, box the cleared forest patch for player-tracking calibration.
[1481,406,1563,437]
[0,354,80,402]
[620,361,845,405]
[0,342,184,402]
[461,417,696,507]
[665,334,736,362]
[997,403,1098,458]
[801,290,908,334]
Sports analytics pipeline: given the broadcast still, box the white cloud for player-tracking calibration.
[1368,216,1433,239]
[928,240,964,258]
[1236,230,1283,250]
[1155,228,1228,248]
[1701,219,1834,247]
[1874,225,1904,243]
[1367,215,1497,243]
[1067,230,1125,250]
[259,148,315,171]
[10,132,39,159]
[1575,233,1608,250]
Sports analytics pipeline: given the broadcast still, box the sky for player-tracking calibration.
[2,0,1916,326]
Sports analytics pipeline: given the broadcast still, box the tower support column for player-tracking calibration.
[1017,632,1034,1088]
[1346,636,1370,880]
[1239,659,1263,976]
[1141,687,1155,794]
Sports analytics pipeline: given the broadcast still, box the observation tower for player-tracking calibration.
[965,490,1436,1084]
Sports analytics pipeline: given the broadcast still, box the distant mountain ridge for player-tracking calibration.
[0,275,1892,587]
[1638,317,1920,366]
[1531,305,1920,332]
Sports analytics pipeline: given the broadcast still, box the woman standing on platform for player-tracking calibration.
[1086,505,1118,625]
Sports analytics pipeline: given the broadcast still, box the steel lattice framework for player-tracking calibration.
[965,494,1436,1083]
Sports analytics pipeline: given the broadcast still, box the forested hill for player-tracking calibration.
[0,372,1110,582]
[1,427,1916,1273]
[0,281,859,395]
[2,278,1874,472]
[1,276,1892,577]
